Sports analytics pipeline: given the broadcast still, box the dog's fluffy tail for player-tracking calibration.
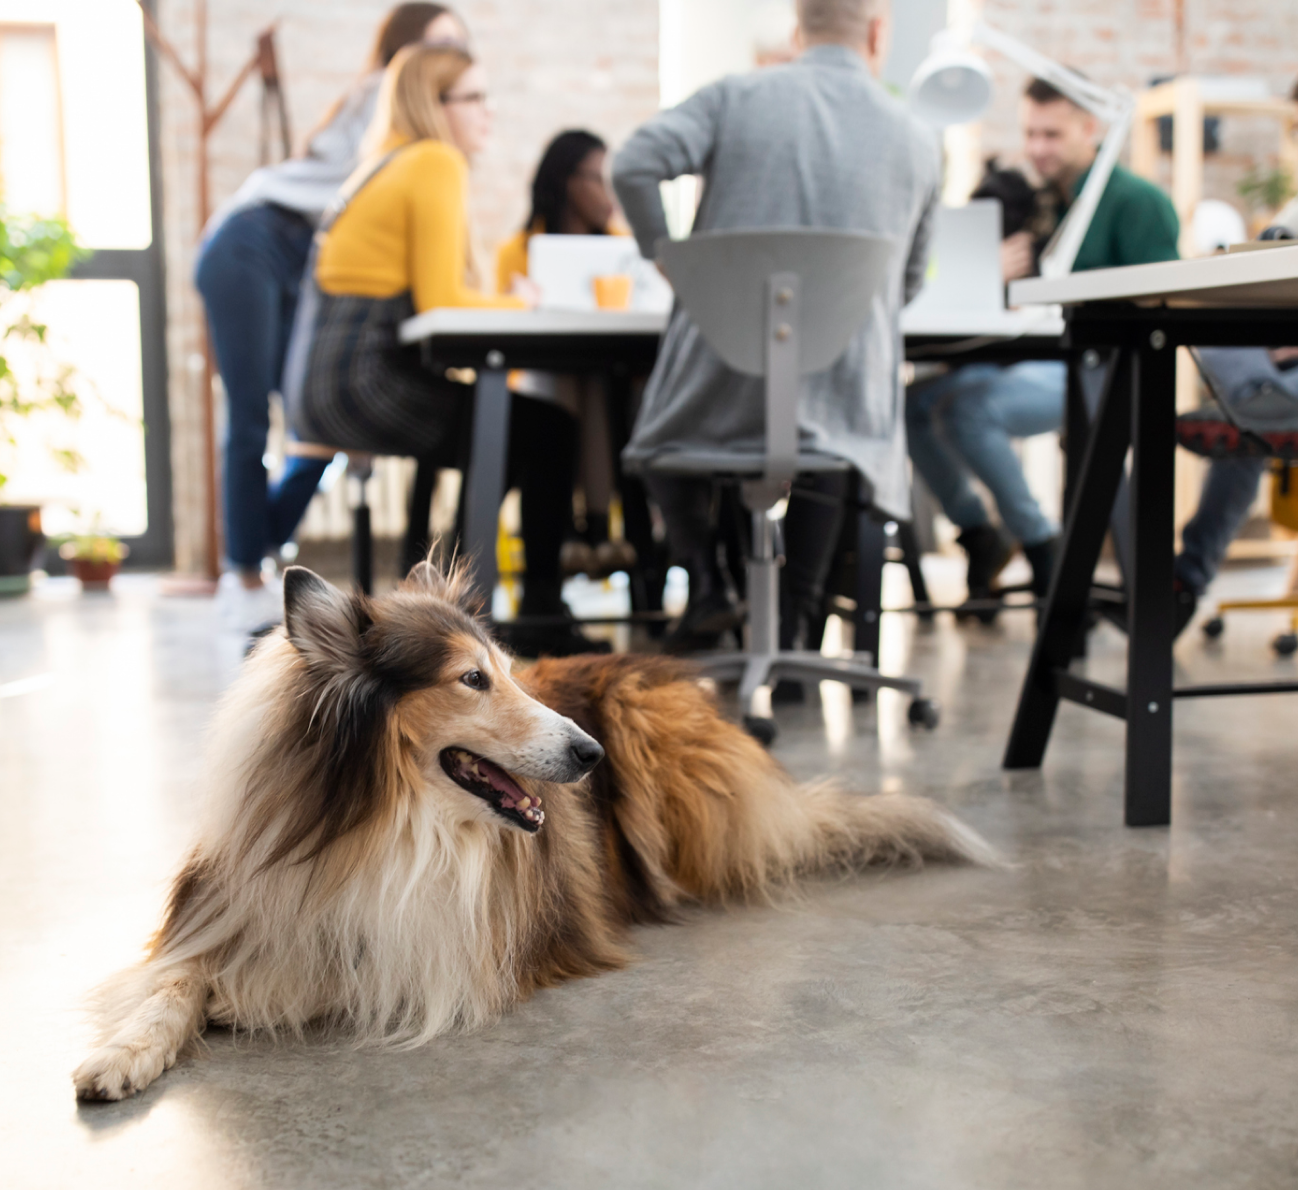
[786,780,1000,873]
[600,673,998,904]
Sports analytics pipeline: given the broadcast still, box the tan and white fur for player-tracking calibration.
[73,560,994,1101]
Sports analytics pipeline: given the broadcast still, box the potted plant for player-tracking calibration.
[0,205,89,595]
[1238,164,1296,237]
[58,532,129,590]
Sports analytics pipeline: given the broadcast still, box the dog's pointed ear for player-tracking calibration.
[283,566,363,663]
[401,557,482,612]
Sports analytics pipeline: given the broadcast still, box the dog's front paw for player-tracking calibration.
[73,1040,174,1101]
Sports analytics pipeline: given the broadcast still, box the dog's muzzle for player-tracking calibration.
[439,734,603,833]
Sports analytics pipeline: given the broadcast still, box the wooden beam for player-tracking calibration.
[1172,77,1203,259]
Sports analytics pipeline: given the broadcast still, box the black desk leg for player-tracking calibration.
[1124,344,1177,826]
[1062,349,1090,521]
[1004,348,1134,769]
[464,367,512,602]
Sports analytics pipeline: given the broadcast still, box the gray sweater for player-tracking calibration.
[613,44,940,518]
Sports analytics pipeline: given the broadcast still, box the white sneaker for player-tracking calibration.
[217,571,284,635]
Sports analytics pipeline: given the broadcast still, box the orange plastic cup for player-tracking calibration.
[592,273,633,310]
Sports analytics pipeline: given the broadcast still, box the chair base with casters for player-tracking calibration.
[649,461,939,744]
[649,228,939,744]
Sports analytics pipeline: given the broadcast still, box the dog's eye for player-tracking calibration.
[461,669,488,691]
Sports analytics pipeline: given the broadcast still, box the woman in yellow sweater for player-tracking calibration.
[300,44,528,454]
[298,44,599,655]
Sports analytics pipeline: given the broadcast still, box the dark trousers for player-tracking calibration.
[647,472,850,643]
[195,203,329,571]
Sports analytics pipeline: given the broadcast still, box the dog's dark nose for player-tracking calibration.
[570,736,604,771]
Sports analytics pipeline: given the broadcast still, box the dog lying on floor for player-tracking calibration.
[74,560,993,1101]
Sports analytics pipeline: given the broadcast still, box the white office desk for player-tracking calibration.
[397,303,1066,599]
[398,308,668,342]
[1002,256,1298,829]
[399,305,1065,343]
[1010,243,1298,308]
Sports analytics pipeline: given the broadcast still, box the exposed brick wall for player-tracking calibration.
[155,0,659,571]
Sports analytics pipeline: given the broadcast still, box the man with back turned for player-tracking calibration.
[614,0,940,655]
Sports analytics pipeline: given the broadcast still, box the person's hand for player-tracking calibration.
[1270,346,1298,366]
[1000,231,1034,283]
[509,275,541,309]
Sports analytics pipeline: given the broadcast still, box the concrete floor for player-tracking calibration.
[3,557,1298,1189]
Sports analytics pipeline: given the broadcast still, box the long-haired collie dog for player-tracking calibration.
[74,560,993,1100]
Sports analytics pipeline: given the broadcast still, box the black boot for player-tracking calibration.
[662,559,742,654]
[1023,536,1058,599]
[958,524,1014,598]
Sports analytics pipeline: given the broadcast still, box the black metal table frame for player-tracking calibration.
[417,327,1068,646]
[1003,303,1298,827]
[418,332,662,610]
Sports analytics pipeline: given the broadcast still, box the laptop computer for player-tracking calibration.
[904,199,1005,318]
[527,234,674,314]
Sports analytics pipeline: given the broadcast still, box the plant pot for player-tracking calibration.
[0,505,44,597]
[67,557,121,590]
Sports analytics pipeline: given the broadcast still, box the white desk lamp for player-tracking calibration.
[909,23,1134,279]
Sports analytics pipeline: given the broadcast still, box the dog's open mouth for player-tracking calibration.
[440,748,544,832]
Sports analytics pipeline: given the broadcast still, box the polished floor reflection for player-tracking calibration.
[2,558,1297,1189]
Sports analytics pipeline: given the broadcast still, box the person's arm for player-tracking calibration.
[409,148,527,312]
[902,141,943,306]
[305,73,381,167]
[1112,188,1181,265]
[612,81,727,259]
[495,232,529,296]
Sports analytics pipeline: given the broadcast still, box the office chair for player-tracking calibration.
[648,228,939,741]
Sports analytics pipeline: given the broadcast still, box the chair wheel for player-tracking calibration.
[742,715,778,746]
[907,697,940,730]
[1273,632,1298,657]
[1202,616,1225,640]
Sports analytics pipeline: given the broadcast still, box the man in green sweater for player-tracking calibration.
[907,76,1180,600]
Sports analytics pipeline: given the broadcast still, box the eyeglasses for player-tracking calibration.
[441,91,489,107]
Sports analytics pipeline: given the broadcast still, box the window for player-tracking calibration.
[0,1,163,553]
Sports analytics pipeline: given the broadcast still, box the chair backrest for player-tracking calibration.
[658,228,894,376]
[657,228,894,494]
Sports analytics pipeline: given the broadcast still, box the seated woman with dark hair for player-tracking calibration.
[296,45,603,656]
[497,131,635,577]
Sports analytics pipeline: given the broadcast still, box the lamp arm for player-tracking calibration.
[970,22,1127,122]
[1037,105,1134,277]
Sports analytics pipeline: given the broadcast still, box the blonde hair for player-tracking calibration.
[360,42,473,159]
[358,43,484,286]
[796,0,885,43]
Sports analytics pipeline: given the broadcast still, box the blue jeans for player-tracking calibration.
[906,361,1065,547]
[195,203,329,571]
[1174,348,1293,595]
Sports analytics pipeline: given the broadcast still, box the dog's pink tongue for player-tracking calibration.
[475,757,528,808]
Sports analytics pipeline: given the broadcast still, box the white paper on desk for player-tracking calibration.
[528,234,674,314]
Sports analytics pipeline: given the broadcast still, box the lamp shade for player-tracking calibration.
[908,44,993,127]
